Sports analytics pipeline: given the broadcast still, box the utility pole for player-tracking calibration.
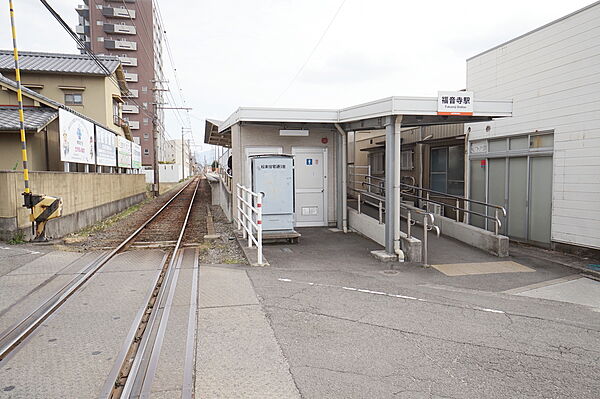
[181,127,185,180]
[152,102,159,197]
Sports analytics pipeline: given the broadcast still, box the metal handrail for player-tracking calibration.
[349,185,438,265]
[353,174,505,235]
[400,182,506,217]
[236,184,264,265]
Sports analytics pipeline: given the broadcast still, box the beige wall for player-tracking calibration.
[3,71,125,135]
[231,123,338,225]
[0,120,62,172]
[0,171,146,229]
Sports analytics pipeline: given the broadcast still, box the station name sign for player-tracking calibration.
[437,91,474,116]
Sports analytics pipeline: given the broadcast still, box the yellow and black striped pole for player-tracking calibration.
[8,0,30,198]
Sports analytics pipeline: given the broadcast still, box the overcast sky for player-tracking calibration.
[0,0,594,151]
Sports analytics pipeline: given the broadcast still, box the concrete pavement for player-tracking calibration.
[247,228,600,398]
[1,227,599,398]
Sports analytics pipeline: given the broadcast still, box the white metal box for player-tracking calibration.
[251,155,295,232]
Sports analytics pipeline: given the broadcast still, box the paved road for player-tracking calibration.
[1,230,599,398]
[247,228,600,398]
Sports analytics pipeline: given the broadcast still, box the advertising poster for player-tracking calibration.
[95,126,117,167]
[131,142,142,169]
[117,136,132,168]
[58,108,95,164]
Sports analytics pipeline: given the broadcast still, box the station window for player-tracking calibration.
[430,145,464,195]
[64,93,83,105]
[143,133,149,139]
[530,133,553,149]
[144,148,149,155]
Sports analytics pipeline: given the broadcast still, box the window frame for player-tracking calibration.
[64,93,84,106]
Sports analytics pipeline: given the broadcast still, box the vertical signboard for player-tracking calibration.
[131,142,142,169]
[58,108,95,164]
[95,126,117,167]
[437,91,474,115]
[117,136,132,168]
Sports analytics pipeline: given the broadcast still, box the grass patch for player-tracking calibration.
[8,231,26,245]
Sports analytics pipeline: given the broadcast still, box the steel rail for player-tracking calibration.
[0,179,196,362]
[112,178,200,398]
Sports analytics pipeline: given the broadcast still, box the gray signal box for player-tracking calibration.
[251,154,294,232]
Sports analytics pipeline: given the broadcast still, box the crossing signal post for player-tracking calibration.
[9,0,62,241]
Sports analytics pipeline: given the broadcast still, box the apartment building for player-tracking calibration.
[76,0,165,167]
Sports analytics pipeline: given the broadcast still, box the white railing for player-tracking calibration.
[236,184,264,265]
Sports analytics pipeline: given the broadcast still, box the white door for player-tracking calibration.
[292,147,327,227]
[244,146,283,187]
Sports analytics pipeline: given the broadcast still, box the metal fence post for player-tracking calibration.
[407,210,412,238]
[378,200,383,224]
[257,193,263,265]
[246,190,252,248]
[494,208,499,235]
[237,185,242,231]
[423,216,429,266]
[456,199,460,222]
[358,193,362,214]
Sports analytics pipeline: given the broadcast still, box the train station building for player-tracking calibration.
[205,95,513,262]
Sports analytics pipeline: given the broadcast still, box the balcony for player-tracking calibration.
[124,89,139,98]
[124,72,138,83]
[104,39,137,51]
[113,115,129,127]
[104,23,136,35]
[75,24,90,35]
[75,4,89,17]
[127,120,140,129]
[118,56,137,67]
[122,104,139,114]
[102,7,135,19]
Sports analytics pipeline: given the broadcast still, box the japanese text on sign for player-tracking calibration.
[437,91,474,115]
[260,164,286,169]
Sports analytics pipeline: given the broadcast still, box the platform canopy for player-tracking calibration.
[205,95,512,147]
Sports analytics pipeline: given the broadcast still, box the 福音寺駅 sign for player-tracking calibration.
[95,126,117,167]
[117,136,132,168]
[437,91,474,116]
[58,108,95,164]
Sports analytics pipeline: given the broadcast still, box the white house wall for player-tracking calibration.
[231,123,338,226]
[466,3,600,249]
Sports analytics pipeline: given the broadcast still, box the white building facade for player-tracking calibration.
[466,2,600,251]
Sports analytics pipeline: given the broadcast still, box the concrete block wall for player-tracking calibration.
[0,171,147,240]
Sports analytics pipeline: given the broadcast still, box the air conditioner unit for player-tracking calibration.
[426,203,443,216]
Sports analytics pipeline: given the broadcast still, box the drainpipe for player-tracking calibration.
[334,123,348,233]
[394,116,404,261]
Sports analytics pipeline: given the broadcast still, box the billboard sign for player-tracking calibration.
[95,126,117,167]
[117,136,132,168]
[437,91,474,115]
[131,142,142,169]
[59,108,95,164]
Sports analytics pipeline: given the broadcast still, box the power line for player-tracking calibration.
[273,0,347,105]
[39,0,112,77]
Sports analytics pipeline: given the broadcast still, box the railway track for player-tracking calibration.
[0,177,203,377]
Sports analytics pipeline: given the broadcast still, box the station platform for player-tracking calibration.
[262,227,584,294]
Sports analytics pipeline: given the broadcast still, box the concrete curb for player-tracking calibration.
[510,244,600,281]
[235,231,269,267]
